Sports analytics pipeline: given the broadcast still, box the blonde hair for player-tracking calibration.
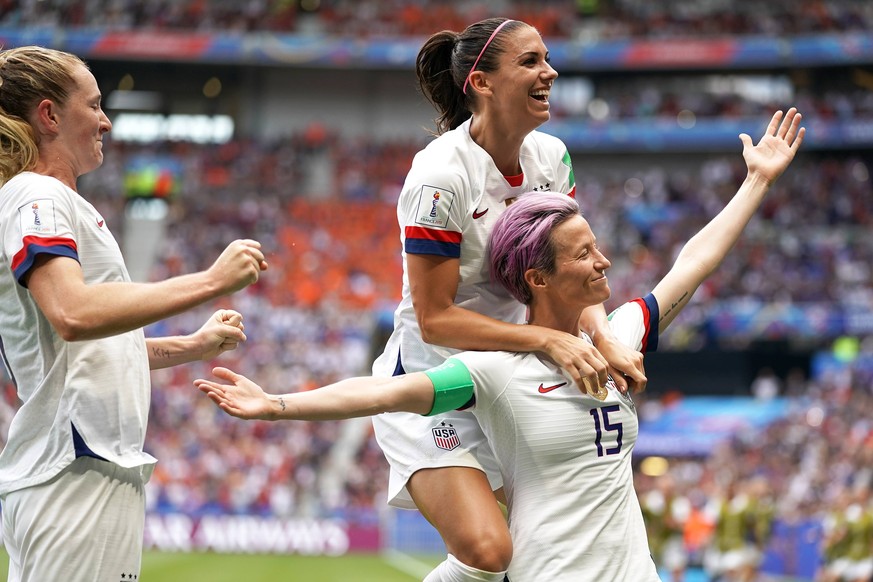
[0,46,87,183]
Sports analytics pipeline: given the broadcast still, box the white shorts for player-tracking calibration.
[1,456,147,582]
[372,410,503,509]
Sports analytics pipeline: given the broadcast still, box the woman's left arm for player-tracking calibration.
[652,108,805,332]
[147,309,246,370]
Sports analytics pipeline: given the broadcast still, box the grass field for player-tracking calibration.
[0,549,443,581]
[0,549,814,581]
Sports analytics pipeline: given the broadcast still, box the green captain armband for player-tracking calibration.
[423,357,475,416]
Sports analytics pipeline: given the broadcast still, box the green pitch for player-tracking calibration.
[0,549,443,581]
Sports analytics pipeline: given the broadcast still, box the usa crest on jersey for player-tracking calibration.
[432,422,460,451]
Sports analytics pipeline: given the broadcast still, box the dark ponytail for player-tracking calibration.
[416,17,525,134]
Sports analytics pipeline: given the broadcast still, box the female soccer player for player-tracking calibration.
[0,46,267,581]
[364,17,646,580]
[196,108,804,580]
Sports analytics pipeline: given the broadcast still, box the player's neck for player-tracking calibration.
[32,161,78,191]
[527,303,584,337]
[469,115,524,176]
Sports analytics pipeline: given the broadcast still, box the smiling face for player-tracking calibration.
[543,214,612,309]
[485,25,558,131]
[56,64,112,177]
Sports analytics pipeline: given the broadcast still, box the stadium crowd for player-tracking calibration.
[2,0,872,40]
[85,123,873,347]
[635,345,873,578]
[0,126,871,570]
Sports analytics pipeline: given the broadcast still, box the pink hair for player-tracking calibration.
[488,193,580,305]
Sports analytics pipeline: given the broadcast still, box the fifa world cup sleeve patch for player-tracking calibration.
[19,199,58,235]
[424,357,475,416]
[414,185,455,229]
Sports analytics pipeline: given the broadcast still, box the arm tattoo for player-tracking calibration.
[151,346,172,359]
[278,396,286,411]
[659,291,689,323]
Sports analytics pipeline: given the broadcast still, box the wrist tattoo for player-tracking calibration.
[278,396,286,411]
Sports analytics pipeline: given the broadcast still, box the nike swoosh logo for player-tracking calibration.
[538,382,567,394]
[472,208,488,219]
[97,219,104,227]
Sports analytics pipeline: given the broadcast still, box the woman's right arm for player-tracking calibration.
[409,253,609,392]
[25,239,266,341]
[195,367,438,420]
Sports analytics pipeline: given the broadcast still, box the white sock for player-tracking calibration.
[422,553,507,582]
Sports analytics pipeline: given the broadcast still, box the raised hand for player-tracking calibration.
[740,108,806,185]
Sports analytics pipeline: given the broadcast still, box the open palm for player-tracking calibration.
[740,107,805,185]
[194,367,274,420]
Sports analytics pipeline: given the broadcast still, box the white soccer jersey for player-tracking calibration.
[0,172,155,496]
[451,294,661,582]
[371,117,576,507]
[373,117,576,378]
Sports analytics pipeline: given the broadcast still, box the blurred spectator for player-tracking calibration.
[751,367,781,400]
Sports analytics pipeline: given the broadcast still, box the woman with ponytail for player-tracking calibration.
[366,18,647,581]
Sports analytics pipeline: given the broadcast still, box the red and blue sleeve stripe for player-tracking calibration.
[632,293,660,353]
[11,235,78,287]
[404,226,462,258]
